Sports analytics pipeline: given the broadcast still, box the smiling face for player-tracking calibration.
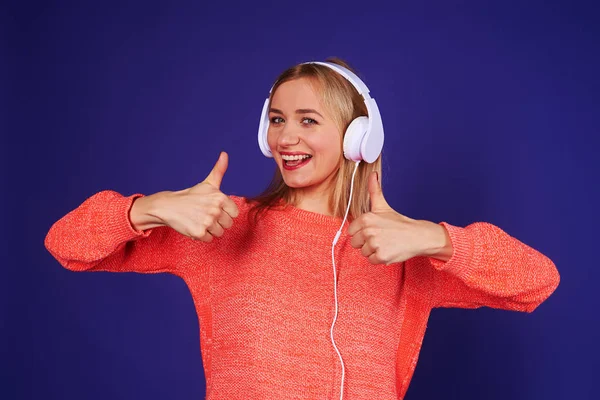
[267,77,343,198]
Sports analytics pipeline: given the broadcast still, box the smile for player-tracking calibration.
[282,155,312,170]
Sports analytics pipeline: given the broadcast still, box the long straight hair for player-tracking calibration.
[246,57,383,225]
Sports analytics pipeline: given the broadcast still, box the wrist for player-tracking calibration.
[129,191,170,231]
[419,221,453,262]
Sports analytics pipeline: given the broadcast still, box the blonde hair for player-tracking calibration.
[247,57,383,224]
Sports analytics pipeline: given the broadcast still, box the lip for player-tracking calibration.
[280,151,312,156]
[281,155,312,171]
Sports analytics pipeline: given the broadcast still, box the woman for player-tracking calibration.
[44,58,560,400]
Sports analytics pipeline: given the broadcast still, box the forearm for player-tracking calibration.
[426,221,560,312]
[45,190,171,272]
[129,191,171,231]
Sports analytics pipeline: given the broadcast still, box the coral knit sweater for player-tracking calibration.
[44,190,560,400]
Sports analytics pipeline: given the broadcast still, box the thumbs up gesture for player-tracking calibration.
[347,172,450,265]
[151,152,240,242]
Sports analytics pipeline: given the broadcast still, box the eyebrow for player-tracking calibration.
[269,108,324,119]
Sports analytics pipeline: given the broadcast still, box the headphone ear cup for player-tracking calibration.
[343,117,369,162]
[258,98,273,157]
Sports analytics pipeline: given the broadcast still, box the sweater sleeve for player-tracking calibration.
[44,190,209,277]
[412,221,560,313]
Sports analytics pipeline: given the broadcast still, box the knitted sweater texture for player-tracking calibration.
[44,190,560,399]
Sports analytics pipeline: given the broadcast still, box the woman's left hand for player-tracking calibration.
[347,172,453,265]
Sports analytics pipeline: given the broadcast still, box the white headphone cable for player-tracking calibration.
[331,160,361,400]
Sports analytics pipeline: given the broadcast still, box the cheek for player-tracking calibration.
[266,130,282,162]
[315,135,342,162]
[266,129,276,149]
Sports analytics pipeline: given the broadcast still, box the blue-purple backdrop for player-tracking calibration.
[3,1,599,399]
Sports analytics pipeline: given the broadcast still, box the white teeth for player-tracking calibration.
[281,154,312,161]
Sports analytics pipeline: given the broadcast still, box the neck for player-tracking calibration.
[289,186,333,217]
[294,195,332,216]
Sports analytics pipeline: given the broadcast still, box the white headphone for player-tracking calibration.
[257,61,384,163]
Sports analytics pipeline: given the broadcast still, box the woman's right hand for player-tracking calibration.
[130,152,239,242]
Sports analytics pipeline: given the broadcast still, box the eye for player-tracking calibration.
[270,116,284,124]
[302,117,318,125]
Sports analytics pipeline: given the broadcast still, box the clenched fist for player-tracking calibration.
[130,151,239,242]
[347,172,453,265]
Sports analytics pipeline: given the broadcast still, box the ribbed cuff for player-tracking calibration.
[103,192,154,243]
[428,222,476,282]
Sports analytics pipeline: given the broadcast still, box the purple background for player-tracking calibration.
[3,1,599,399]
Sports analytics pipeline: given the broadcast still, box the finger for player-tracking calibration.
[368,252,382,265]
[206,221,225,238]
[347,218,364,237]
[217,210,234,229]
[350,229,366,249]
[368,171,389,212]
[361,242,376,258]
[204,151,229,189]
[197,231,214,243]
[221,196,240,219]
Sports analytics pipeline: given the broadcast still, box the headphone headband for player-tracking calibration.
[268,61,372,99]
[301,61,372,99]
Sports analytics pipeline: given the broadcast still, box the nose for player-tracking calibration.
[275,123,301,148]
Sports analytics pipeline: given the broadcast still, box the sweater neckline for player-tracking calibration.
[273,198,349,231]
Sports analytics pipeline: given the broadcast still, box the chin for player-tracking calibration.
[277,161,328,190]
[280,173,315,188]
[283,179,312,189]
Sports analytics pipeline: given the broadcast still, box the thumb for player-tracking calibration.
[204,151,229,189]
[368,171,389,211]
